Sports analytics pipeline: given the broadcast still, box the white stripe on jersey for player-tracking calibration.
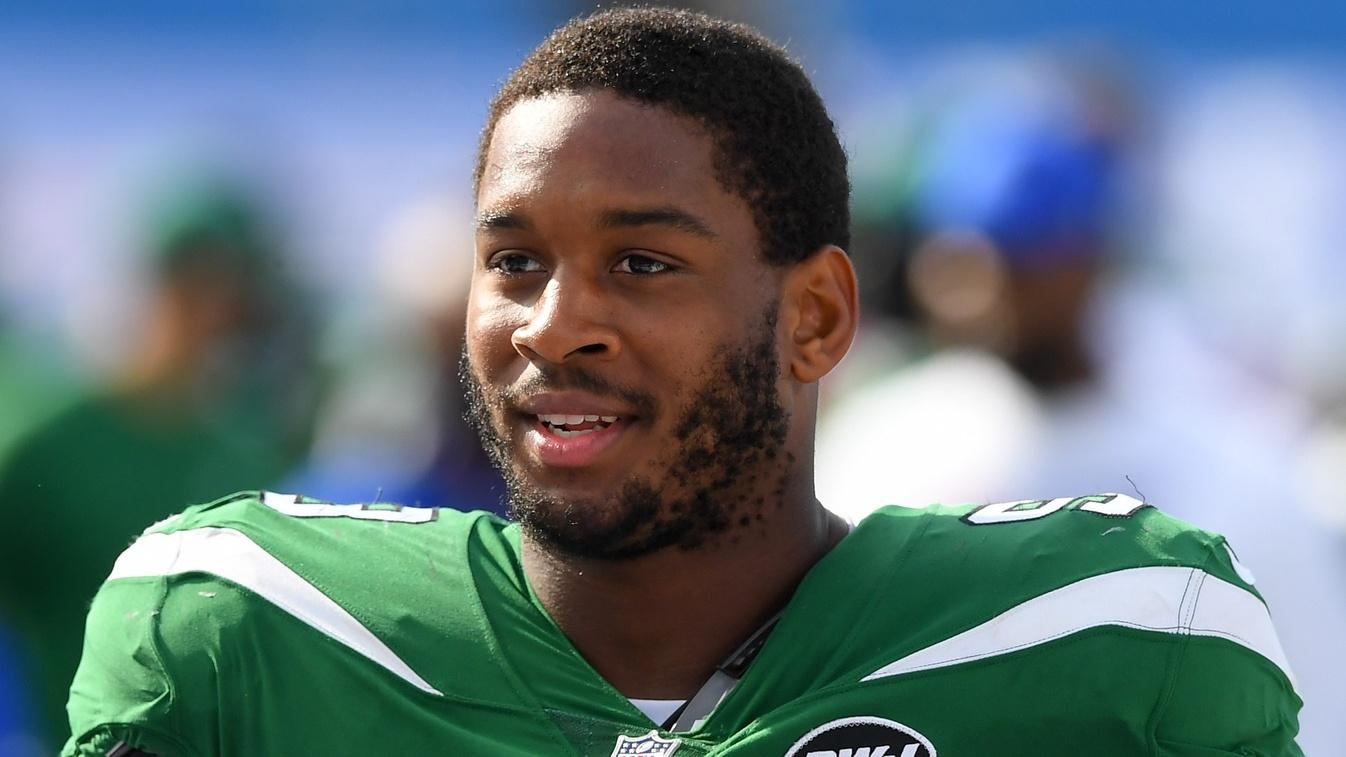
[862,565,1297,690]
[109,526,443,696]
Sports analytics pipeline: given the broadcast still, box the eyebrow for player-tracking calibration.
[597,206,718,239]
[474,206,718,239]
[475,209,529,231]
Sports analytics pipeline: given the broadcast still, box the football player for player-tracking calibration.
[65,8,1302,756]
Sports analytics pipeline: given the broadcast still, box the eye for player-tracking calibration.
[612,253,673,275]
[486,251,545,274]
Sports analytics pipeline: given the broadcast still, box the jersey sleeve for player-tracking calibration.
[62,576,201,757]
[1152,536,1303,756]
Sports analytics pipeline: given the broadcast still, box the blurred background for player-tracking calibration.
[0,0,1342,753]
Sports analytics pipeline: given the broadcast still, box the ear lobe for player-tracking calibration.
[785,245,858,384]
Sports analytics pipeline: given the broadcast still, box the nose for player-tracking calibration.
[511,274,620,364]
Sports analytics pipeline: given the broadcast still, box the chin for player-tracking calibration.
[514,463,631,500]
[507,473,687,560]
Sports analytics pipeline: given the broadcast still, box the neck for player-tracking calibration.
[522,493,845,700]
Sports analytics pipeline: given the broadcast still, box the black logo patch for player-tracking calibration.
[783,716,935,757]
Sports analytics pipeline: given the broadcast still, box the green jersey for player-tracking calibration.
[65,491,1301,756]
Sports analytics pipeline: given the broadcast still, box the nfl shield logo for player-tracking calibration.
[609,730,682,756]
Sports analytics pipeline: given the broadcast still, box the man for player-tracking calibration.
[64,9,1301,756]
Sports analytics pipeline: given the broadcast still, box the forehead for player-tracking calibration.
[478,90,727,209]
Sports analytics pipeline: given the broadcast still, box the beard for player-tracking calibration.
[460,307,790,560]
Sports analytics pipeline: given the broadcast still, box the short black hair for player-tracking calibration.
[475,6,850,266]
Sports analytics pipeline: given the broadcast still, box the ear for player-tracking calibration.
[782,245,858,384]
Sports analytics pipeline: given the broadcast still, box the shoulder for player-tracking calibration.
[853,493,1244,584]
[68,491,520,752]
[112,490,515,637]
[813,493,1292,686]
[851,494,1270,635]
[100,488,497,655]
[755,494,1302,752]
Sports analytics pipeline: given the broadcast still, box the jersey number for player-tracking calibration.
[262,491,437,523]
[963,493,1147,525]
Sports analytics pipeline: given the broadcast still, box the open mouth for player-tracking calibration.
[515,390,642,468]
[536,413,620,437]
[524,411,631,468]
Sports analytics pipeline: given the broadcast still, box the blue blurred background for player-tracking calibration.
[1,1,1344,753]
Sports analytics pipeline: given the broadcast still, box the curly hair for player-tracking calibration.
[475,7,850,266]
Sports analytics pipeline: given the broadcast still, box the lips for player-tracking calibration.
[524,414,629,467]
[516,393,639,468]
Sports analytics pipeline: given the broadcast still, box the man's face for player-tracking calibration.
[465,90,792,559]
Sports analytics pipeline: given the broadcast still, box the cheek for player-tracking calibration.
[466,297,522,367]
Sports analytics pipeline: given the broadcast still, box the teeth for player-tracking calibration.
[537,413,620,425]
[535,412,621,433]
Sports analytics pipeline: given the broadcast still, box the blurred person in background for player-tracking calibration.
[288,194,502,511]
[0,177,322,750]
[818,62,1130,510]
[817,60,1344,752]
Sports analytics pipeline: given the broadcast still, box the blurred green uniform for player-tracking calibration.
[0,332,75,462]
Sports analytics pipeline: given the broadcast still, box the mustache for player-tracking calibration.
[508,365,659,419]
[461,348,659,419]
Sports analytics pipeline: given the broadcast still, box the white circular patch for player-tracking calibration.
[783,715,936,757]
